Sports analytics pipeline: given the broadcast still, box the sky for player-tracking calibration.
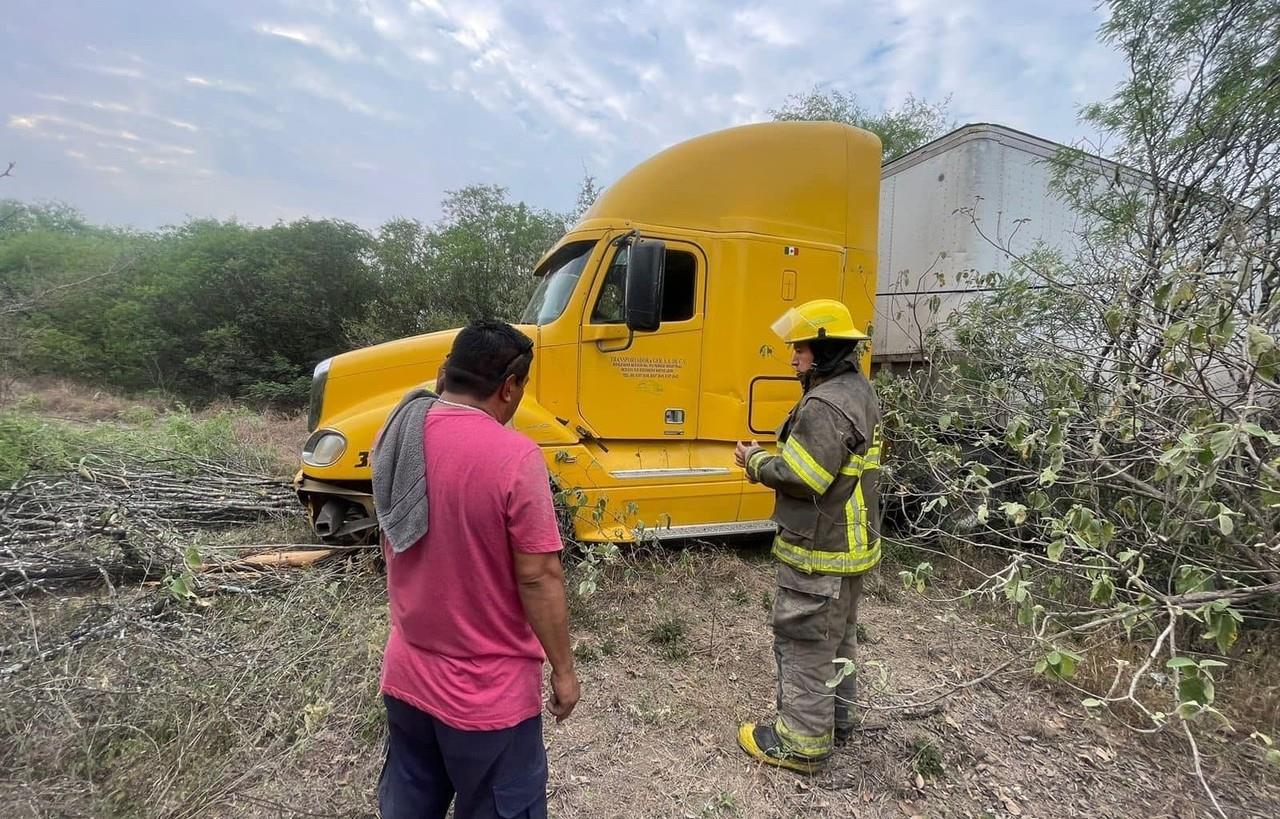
[1,1,1128,230]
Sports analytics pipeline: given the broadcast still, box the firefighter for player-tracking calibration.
[733,298,883,774]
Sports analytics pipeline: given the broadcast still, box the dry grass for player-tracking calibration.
[2,387,1278,817]
[1,557,388,819]
[1,378,176,423]
[221,406,307,479]
[546,541,1280,818]
[2,539,1279,818]
[0,381,305,484]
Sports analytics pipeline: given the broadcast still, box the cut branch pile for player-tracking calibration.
[0,456,297,599]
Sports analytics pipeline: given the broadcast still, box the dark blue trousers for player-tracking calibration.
[378,695,548,819]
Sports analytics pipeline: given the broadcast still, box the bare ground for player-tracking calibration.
[4,538,1278,819]
[2,384,1276,818]
[546,542,1280,819]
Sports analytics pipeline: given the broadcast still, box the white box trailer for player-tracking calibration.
[873,123,1096,367]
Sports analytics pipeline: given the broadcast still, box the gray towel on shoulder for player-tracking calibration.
[372,388,438,553]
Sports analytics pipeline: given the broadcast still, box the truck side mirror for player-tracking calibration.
[625,239,666,333]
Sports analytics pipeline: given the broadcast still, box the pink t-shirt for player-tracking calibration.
[380,404,564,731]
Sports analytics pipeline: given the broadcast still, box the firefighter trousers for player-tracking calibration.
[770,563,865,759]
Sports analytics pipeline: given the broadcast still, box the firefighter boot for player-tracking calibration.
[737,722,827,774]
[834,702,854,746]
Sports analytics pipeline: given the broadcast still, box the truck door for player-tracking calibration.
[577,239,705,441]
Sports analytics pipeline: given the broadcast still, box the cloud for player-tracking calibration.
[732,7,800,46]
[34,94,200,133]
[10,111,202,184]
[85,64,146,79]
[255,22,363,62]
[1,0,1129,230]
[60,146,125,175]
[290,71,401,121]
[9,113,144,144]
[185,75,257,96]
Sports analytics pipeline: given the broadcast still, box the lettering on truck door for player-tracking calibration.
[577,241,706,441]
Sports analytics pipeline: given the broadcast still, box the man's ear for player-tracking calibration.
[500,373,519,402]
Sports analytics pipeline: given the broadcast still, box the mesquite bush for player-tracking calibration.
[877,0,1280,790]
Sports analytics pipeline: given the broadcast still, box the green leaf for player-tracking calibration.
[1209,315,1236,348]
[976,503,989,524]
[1178,675,1213,707]
[1001,501,1028,525]
[1217,512,1234,537]
[938,413,952,432]
[1242,423,1280,446]
[825,658,856,688]
[1003,576,1031,604]
[1267,749,1280,768]
[1047,539,1066,562]
[1166,656,1198,669]
[1089,574,1115,605]
[1164,320,1190,345]
[167,573,195,600]
[1175,702,1202,720]
[184,546,203,571]
[1016,599,1035,626]
[1175,566,1213,595]
[1209,425,1238,459]
[1103,306,1123,337]
[1005,417,1029,449]
[1247,325,1276,360]
[1082,698,1105,709]
[1202,607,1239,654]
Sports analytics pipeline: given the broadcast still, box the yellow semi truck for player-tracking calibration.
[297,121,881,543]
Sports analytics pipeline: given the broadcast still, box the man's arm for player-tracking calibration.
[744,400,851,499]
[514,552,580,721]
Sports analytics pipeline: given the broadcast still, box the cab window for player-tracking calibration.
[590,245,698,324]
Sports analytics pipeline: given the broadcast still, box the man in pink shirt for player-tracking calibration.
[376,320,578,819]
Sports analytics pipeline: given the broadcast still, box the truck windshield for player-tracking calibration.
[521,240,597,325]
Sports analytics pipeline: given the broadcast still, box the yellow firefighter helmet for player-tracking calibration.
[770,299,869,344]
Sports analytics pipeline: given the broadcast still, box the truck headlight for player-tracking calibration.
[308,358,332,432]
[302,429,347,467]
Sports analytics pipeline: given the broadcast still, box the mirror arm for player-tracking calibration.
[595,328,635,354]
[612,229,639,248]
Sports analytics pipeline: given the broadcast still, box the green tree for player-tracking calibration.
[146,218,376,402]
[0,211,376,405]
[571,171,602,222]
[770,87,952,162]
[0,206,142,392]
[348,185,567,345]
[0,198,99,238]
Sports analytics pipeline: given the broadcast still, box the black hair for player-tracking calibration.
[443,320,534,400]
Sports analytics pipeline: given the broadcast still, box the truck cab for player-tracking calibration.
[297,121,881,543]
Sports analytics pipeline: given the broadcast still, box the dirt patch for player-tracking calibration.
[548,541,1280,819]
[3,540,1278,818]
